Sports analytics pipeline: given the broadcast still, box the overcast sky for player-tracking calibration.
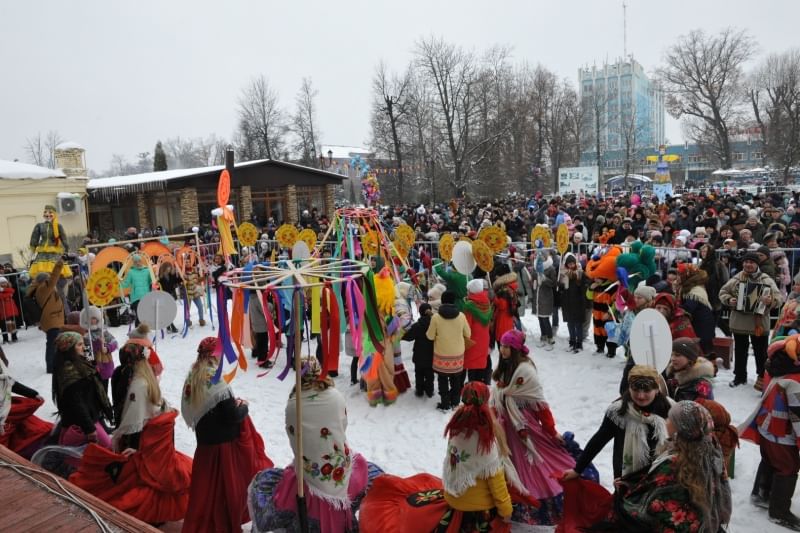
[2,0,798,173]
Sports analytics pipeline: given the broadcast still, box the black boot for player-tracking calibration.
[436,398,450,412]
[769,474,800,531]
[751,460,774,509]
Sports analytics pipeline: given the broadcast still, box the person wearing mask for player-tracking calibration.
[719,251,783,390]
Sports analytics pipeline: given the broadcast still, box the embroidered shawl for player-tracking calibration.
[181,361,233,429]
[606,398,670,476]
[490,360,547,463]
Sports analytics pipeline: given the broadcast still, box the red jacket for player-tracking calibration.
[463,292,492,370]
[0,287,19,319]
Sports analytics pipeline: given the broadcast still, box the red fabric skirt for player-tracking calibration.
[359,473,513,533]
[0,397,54,459]
[555,478,613,533]
[69,410,193,524]
[182,415,273,533]
[394,362,412,393]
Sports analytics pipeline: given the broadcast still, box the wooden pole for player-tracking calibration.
[293,289,309,532]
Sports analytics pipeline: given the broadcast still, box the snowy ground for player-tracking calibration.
[1,305,789,532]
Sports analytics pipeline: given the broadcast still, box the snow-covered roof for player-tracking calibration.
[87,159,270,190]
[0,159,67,180]
[55,141,84,151]
[320,145,373,160]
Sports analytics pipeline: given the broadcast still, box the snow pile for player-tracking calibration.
[0,160,67,180]
[2,306,791,531]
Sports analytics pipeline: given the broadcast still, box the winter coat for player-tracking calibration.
[183,271,204,300]
[700,258,729,310]
[57,373,110,434]
[492,273,519,342]
[719,269,783,335]
[426,304,471,374]
[665,357,715,402]
[248,291,273,334]
[403,314,434,370]
[30,259,65,331]
[679,286,715,348]
[120,266,152,304]
[158,271,183,299]
[0,287,19,319]
[462,292,492,370]
[558,264,587,323]
[195,395,249,445]
[530,257,556,317]
[434,264,467,311]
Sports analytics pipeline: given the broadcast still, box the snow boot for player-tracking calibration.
[436,398,450,412]
[199,319,206,327]
[751,460,773,509]
[769,474,800,531]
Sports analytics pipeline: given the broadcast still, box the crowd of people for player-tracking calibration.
[3,187,800,531]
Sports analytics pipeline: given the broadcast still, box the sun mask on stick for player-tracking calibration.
[214,169,237,261]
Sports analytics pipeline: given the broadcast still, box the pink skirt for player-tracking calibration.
[58,423,112,449]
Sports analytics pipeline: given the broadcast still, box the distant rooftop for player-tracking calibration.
[55,141,84,150]
[0,159,67,180]
[320,145,373,160]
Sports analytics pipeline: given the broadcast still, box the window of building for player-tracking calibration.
[197,189,241,226]
[751,151,763,160]
[732,152,746,161]
[295,186,326,221]
[687,155,707,164]
[148,191,183,233]
[250,187,287,226]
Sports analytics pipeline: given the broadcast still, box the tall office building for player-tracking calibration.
[578,58,665,160]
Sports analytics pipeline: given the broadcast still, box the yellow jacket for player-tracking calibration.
[444,468,513,518]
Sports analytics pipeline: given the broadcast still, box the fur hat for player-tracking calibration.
[128,323,151,340]
[499,329,529,355]
[633,282,656,302]
[628,365,661,390]
[672,337,701,363]
[467,279,485,294]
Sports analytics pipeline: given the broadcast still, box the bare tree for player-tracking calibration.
[292,77,320,166]
[545,80,581,190]
[372,61,411,200]
[658,28,755,169]
[749,49,800,183]
[25,130,63,168]
[620,105,648,187]
[236,75,287,160]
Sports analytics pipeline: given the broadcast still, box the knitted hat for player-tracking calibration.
[742,251,761,263]
[499,329,529,355]
[467,279,484,294]
[128,323,151,340]
[442,291,456,305]
[672,337,701,362]
[633,282,656,302]
[55,331,83,352]
[197,337,219,358]
[418,302,432,315]
[300,356,324,386]
[668,401,713,442]
[756,245,771,257]
[44,205,57,213]
[0,277,7,285]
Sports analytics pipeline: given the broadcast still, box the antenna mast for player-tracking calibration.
[623,1,628,59]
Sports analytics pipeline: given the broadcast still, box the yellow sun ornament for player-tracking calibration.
[237,222,259,247]
[87,268,120,307]
[275,224,299,249]
[439,234,455,262]
[361,230,380,256]
[297,228,317,251]
[556,223,569,255]
[393,238,410,258]
[395,224,415,249]
[471,239,494,273]
[478,226,507,254]
[531,225,552,249]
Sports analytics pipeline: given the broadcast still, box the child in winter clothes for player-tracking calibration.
[120,254,154,327]
[82,306,118,391]
[403,303,435,397]
[462,279,493,384]
[530,250,556,350]
[492,264,519,347]
[0,276,19,343]
[426,291,471,411]
[558,254,586,353]
[665,337,715,402]
[182,265,206,326]
[158,262,182,333]
[427,283,447,312]
[391,282,414,393]
[248,288,274,368]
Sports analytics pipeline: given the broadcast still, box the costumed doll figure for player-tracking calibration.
[248,357,384,533]
[491,329,576,525]
[181,337,273,533]
[29,204,72,278]
[363,267,400,407]
[391,282,414,393]
[584,235,622,357]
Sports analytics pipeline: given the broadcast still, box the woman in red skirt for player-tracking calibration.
[181,337,273,532]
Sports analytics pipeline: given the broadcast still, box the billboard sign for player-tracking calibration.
[558,166,599,195]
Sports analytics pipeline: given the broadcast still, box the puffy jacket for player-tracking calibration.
[121,266,152,303]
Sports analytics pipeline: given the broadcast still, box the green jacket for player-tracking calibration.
[434,263,467,311]
[121,266,152,303]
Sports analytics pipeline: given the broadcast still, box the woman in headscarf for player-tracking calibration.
[653,293,698,341]
[593,401,731,532]
[69,340,193,525]
[565,365,672,483]
[181,337,273,533]
[51,331,113,448]
[248,357,384,533]
[675,264,715,353]
[491,329,575,525]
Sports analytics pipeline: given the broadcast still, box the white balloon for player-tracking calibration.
[452,241,476,275]
[292,241,311,260]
